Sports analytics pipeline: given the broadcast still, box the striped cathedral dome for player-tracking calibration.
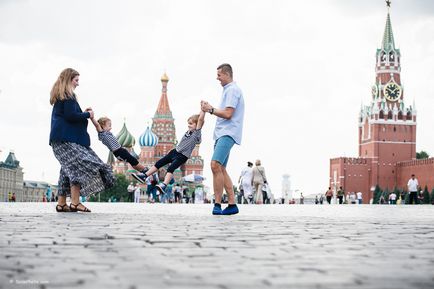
[139,126,158,147]
[116,122,135,148]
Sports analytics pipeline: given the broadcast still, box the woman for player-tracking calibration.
[49,68,114,212]
[252,159,267,204]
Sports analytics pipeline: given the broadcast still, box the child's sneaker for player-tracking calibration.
[156,183,166,195]
[212,205,222,215]
[222,204,239,215]
[132,173,146,184]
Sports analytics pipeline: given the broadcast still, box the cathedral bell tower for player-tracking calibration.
[152,73,177,158]
[358,1,416,190]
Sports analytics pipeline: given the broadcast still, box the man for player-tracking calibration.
[407,174,419,205]
[127,182,135,202]
[389,191,397,205]
[337,186,344,204]
[356,191,363,204]
[239,161,253,204]
[201,63,245,215]
[325,187,333,204]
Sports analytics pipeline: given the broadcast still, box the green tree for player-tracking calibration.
[416,151,429,159]
[373,185,382,204]
[404,191,409,204]
[422,186,430,204]
[393,187,401,201]
[383,187,390,203]
[431,189,434,205]
[89,174,131,202]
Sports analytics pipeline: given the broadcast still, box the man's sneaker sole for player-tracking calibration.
[156,185,165,195]
[132,173,145,184]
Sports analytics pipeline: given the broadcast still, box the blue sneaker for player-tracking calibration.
[212,205,222,215]
[222,205,239,215]
[132,173,146,184]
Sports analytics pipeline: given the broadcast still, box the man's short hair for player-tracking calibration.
[247,161,253,167]
[411,174,415,177]
[217,63,233,78]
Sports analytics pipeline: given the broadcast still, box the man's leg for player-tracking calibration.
[222,166,235,204]
[211,160,225,204]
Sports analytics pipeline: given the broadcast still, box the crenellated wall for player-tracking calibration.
[396,158,434,191]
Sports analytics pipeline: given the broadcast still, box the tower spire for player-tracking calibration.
[382,1,395,51]
[155,73,172,117]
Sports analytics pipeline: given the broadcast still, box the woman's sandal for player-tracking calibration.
[70,203,91,213]
[56,204,73,212]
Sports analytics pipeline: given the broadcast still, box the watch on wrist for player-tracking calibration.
[209,108,214,114]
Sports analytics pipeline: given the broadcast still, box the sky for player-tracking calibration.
[1,0,434,198]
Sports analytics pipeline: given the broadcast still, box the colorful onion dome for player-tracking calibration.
[139,126,158,147]
[161,72,169,82]
[115,122,135,148]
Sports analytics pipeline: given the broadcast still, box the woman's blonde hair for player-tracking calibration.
[97,117,111,127]
[188,114,199,124]
[50,68,80,105]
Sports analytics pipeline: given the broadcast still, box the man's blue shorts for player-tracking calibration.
[212,136,235,167]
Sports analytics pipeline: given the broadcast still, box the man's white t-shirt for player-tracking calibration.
[356,192,362,200]
[407,178,419,192]
[240,166,253,184]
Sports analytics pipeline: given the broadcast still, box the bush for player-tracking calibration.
[423,186,430,204]
[373,185,382,204]
[89,174,131,202]
[431,189,434,205]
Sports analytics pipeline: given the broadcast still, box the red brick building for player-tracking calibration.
[329,6,434,203]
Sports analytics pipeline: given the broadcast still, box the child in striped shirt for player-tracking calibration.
[132,110,205,194]
[90,116,148,175]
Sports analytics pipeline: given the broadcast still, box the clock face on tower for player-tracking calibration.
[383,82,402,102]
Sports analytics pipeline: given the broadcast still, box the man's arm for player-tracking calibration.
[201,100,234,119]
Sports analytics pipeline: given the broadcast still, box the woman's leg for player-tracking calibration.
[70,185,80,205]
[57,196,67,206]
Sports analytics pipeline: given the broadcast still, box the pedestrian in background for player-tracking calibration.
[134,184,141,203]
[407,174,419,204]
[325,187,333,204]
[127,182,135,202]
[239,161,253,203]
[337,187,344,204]
[252,159,267,204]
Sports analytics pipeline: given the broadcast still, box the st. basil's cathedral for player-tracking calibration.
[108,73,204,181]
[330,4,434,203]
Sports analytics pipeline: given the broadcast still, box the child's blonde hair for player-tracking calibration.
[98,117,111,127]
[188,114,199,123]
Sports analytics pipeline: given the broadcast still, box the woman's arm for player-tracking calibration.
[64,99,91,122]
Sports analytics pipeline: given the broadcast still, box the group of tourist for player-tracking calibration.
[237,160,270,204]
[49,63,244,215]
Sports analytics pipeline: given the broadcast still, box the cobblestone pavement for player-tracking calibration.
[0,203,433,289]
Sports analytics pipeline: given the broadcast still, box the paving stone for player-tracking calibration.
[0,203,433,289]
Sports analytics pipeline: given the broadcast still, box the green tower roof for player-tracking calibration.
[382,13,395,51]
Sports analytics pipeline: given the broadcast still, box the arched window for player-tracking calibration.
[398,111,403,120]
[379,110,384,119]
[388,111,393,119]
